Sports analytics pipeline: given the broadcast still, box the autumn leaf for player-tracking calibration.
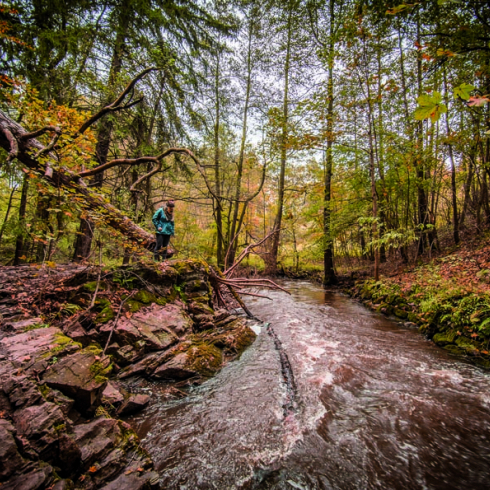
[125,311,132,319]
[471,333,479,338]
[467,95,490,107]
[88,466,97,473]
[436,48,456,57]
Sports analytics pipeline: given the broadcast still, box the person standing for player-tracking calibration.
[152,200,175,261]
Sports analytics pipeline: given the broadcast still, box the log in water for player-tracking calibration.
[127,281,490,489]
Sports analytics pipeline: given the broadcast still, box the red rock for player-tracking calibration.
[73,417,123,466]
[0,465,54,490]
[100,303,189,351]
[102,382,124,406]
[152,352,196,380]
[0,419,25,480]
[117,394,150,416]
[42,349,111,413]
[0,327,61,364]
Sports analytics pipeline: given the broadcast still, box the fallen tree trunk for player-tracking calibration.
[0,109,156,249]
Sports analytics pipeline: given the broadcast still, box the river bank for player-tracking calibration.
[0,259,256,489]
[347,238,490,369]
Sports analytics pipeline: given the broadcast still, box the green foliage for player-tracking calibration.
[414,92,447,122]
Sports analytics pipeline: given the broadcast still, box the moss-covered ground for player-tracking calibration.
[349,241,490,368]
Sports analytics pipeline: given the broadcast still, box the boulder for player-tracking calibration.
[113,345,140,366]
[187,301,214,317]
[118,351,169,379]
[0,327,74,369]
[13,402,65,460]
[57,432,82,476]
[102,382,125,406]
[101,303,188,351]
[153,343,222,380]
[433,331,457,346]
[152,352,196,380]
[117,394,150,416]
[3,318,43,332]
[4,375,42,409]
[1,465,54,490]
[42,348,111,413]
[74,417,124,467]
[0,419,25,481]
[63,321,93,346]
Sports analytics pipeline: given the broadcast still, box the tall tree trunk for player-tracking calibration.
[0,184,18,246]
[227,11,255,269]
[214,50,224,270]
[73,2,131,260]
[323,0,337,285]
[443,69,459,244]
[14,174,29,266]
[266,4,293,275]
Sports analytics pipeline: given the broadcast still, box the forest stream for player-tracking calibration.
[125,281,490,490]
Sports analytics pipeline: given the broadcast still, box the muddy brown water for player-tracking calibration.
[126,281,490,489]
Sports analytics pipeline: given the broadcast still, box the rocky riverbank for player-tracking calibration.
[0,259,256,489]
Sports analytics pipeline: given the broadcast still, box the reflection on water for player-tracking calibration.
[127,281,490,489]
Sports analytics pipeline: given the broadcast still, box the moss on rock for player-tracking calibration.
[133,290,158,304]
[83,281,107,293]
[433,331,457,346]
[96,306,115,324]
[185,343,222,377]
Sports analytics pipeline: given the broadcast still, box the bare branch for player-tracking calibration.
[77,67,158,135]
[224,229,277,277]
[78,156,160,178]
[130,164,171,192]
[19,126,61,141]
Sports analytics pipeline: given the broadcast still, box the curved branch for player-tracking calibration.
[78,156,160,178]
[19,126,61,141]
[130,164,171,192]
[2,127,18,161]
[77,67,159,135]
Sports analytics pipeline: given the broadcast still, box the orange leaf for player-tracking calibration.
[125,311,132,319]
[88,466,97,473]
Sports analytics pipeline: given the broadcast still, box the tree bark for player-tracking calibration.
[322,0,337,286]
[266,3,294,275]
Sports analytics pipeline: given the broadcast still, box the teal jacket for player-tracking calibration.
[152,207,175,235]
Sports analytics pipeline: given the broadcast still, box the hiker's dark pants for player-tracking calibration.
[154,234,171,260]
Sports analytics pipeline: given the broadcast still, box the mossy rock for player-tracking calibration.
[456,337,480,355]
[94,297,111,310]
[185,343,223,377]
[96,306,115,324]
[407,313,419,323]
[42,332,82,360]
[126,299,145,313]
[433,331,457,346]
[83,281,107,293]
[473,357,490,369]
[444,344,463,356]
[133,290,159,304]
[213,321,256,354]
[393,308,408,319]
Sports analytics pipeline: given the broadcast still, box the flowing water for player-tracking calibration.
[127,281,490,489]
